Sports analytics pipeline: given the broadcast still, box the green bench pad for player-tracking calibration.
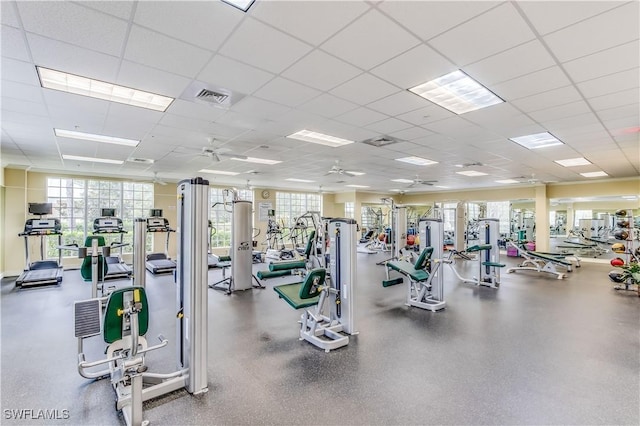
[528,251,572,266]
[382,277,404,287]
[257,270,291,280]
[269,260,306,271]
[217,255,231,262]
[273,282,320,309]
[387,261,429,282]
[482,261,506,267]
[466,244,492,252]
[103,287,148,344]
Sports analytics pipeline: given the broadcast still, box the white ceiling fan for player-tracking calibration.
[152,171,167,186]
[406,175,438,188]
[325,160,360,177]
[200,137,247,162]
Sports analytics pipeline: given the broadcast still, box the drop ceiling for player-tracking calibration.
[1,0,638,193]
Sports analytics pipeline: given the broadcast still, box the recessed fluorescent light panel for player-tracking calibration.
[287,130,354,148]
[395,156,438,166]
[346,171,365,176]
[495,179,519,184]
[221,0,255,12]
[54,128,139,147]
[230,156,282,165]
[408,70,503,115]
[285,178,315,183]
[580,171,608,178]
[199,169,240,176]
[434,185,450,189]
[456,170,488,177]
[510,132,563,150]
[622,195,637,199]
[37,67,174,112]
[62,155,123,165]
[554,157,592,167]
[345,184,370,188]
[391,179,414,184]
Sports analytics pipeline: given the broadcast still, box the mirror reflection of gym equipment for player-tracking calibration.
[92,208,133,280]
[145,209,177,274]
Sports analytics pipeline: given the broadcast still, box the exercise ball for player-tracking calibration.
[406,235,415,246]
[614,209,627,217]
[616,220,630,228]
[610,257,625,267]
[612,243,626,253]
[608,271,625,283]
[614,230,629,240]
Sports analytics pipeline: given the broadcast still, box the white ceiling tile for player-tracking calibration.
[464,40,556,86]
[282,50,361,91]
[42,89,108,116]
[511,86,584,113]
[333,107,387,127]
[1,58,40,86]
[463,103,527,126]
[329,73,400,105]
[491,66,571,101]
[517,1,626,35]
[596,103,639,122]
[299,94,358,118]
[253,77,321,108]
[543,3,639,63]
[1,1,20,27]
[1,80,43,104]
[117,60,191,98]
[321,9,421,70]
[2,25,30,62]
[589,88,639,111]
[26,33,121,83]
[563,40,639,83]
[311,120,378,143]
[602,116,640,134]
[18,1,128,56]
[165,99,227,122]
[388,126,435,141]
[370,44,456,89]
[260,109,328,137]
[540,112,600,132]
[219,17,312,74]
[379,1,500,41]
[365,117,413,135]
[79,1,134,20]
[159,113,213,132]
[134,1,242,51]
[230,97,291,120]
[529,100,592,123]
[367,91,428,116]
[124,25,212,78]
[578,68,639,99]
[198,55,275,95]
[251,0,370,46]
[396,104,456,126]
[429,3,535,66]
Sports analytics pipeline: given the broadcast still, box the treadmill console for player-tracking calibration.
[21,218,62,235]
[93,217,125,233]
[147,217,173,232]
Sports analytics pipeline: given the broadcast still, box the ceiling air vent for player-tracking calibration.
[128,158,154,164]
[195,89,229,104]
[361,136,400,147]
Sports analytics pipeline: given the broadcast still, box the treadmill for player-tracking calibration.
[145,209,177,274]
[16,203,64,288]
[92,208,132,280]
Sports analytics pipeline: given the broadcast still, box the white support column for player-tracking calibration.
[535,184,550,252]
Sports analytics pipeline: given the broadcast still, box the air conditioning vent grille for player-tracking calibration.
[196,89,229,104]
[361,136,400,147]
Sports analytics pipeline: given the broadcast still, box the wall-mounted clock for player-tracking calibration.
[261,190,270,199]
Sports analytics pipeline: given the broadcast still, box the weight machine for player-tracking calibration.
[73,177,210,426]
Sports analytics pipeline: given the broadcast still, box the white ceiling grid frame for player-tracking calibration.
[253,77,322,108]
[2,24,30,62]
[577,67,640,99]
[329,73,401,105]
[281,49,363,92]
[116,60,192,99]
[198,54,275,95]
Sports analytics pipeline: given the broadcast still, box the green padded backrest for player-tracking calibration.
[80,236,108,281]
[414,247,434,270]
[304,230,316,257]
[298,268,326,299]
[103,286,149,344]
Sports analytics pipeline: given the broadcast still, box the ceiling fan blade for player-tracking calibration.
[344,171,357,177]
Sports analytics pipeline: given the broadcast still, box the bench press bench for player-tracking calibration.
[506,242,575,279]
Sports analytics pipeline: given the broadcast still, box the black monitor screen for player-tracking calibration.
[149,209,163,217]
[101,208,116,217]
[28,203,52,215]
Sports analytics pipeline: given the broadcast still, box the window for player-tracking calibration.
[344,202,354,219]
[275,192,321,228]
[574,210,593,228]
[46,177,154,256]
[210,188,254,247]
[486,201,511,235]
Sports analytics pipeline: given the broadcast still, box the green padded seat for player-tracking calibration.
[274,268,325,310]
[256,270,291,280]
[387,247,433,282]
[482,261,506,267]
[466,244,492,252]
[527,251,572,266]
[80,236,109,281]
[269,260,306,271]
[103,287,149,344]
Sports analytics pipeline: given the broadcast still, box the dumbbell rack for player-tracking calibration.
[612,211,638,295]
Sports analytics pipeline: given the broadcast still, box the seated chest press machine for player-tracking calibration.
[445,218,504,289]
[74,178,210,426]
[274,218,357,352]
[382,218,446,312]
